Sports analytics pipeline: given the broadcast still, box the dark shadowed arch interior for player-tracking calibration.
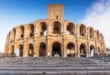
[67,23,75,35]
[40,22,47,36]
[30,24,34,37]
[28,43,34,57]
[52,42,61,57]
[90,45,95,57]
[39,42,46,57]
[20,26,24,38]
[80,25,86,36]
[19,45,23,57]
[67,42,75,57]
[11,46,14,55]
[80,43,86,57]
[90,27,94,38]
[53,21,61,34]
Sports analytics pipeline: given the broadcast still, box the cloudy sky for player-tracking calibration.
[0,0,109,52]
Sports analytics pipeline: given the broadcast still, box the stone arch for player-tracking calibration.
[40,22,47,36]
[20,26,24,38]
[28,43,34,57]
[90,45,95,57]
[52,41,61,57]
[53,21,61,34]
[19,44,23,57]
[80,24,86,36]
[89,27,94,38]
[67,42,75,57]
[29,24,34,38]
[80,43,87,57]
[39,42,46,57]
[66,22,75,35]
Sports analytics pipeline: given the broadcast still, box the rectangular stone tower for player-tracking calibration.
[48,4,64,20]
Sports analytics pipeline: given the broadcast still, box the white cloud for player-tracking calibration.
[81,0,110,48]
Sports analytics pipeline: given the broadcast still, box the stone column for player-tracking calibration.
[34,39,39,57]
[87,44,90,57]
[23,40,29,57]
[8,44,12,54]
[47,38,52,57]
[77,42,80,57]
[63,42,67,57]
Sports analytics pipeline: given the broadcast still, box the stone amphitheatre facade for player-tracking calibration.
[5,4,106,57]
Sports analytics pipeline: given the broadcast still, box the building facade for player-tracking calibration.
[5,4,106,57]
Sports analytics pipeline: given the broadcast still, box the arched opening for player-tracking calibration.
[52,42,61,57]
[90,45,95,57]
[28,44,34,57]
[89,27,94,38]
[39,42,46,57]
[20,26,24,39]
[19,45,23,57]
[11,46,14,55]
[40,22,47,36]
[67,42,75,57]
[80,43,86,57]
[30,24,34,38]
[66,22,75,35]
[53,21,61,34]
[80,24,86,36]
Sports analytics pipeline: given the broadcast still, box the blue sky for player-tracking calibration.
[0,0,110,52]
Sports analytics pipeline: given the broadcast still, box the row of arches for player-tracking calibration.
[8,21,103,41]
[10,42,98,57]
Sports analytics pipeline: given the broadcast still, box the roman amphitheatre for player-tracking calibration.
[0,4,109,75]
[5,4,106,57]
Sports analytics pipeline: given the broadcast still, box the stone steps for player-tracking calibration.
[0,57,109,75]
[0,66,110,71]
[0,70,110,75]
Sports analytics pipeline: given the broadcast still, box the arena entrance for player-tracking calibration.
[39,42,46,57]
[19,45,23,57]
[11,46,14,55]
[28,44,34,57]
[67,43,75,57]
[52,42,61,57]
[80,43,87,57]
[90,45,95,57]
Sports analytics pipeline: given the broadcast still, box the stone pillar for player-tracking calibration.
[14,44,19,56]
[87,44,90,57]
[63,43,67,57]
[77,42,80,57]
[34,39,39,57]
[8,44,12,54]
[23,40,29,57]
[76,25,80,57]
[47,38,52,57]
[75,40,77,57]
